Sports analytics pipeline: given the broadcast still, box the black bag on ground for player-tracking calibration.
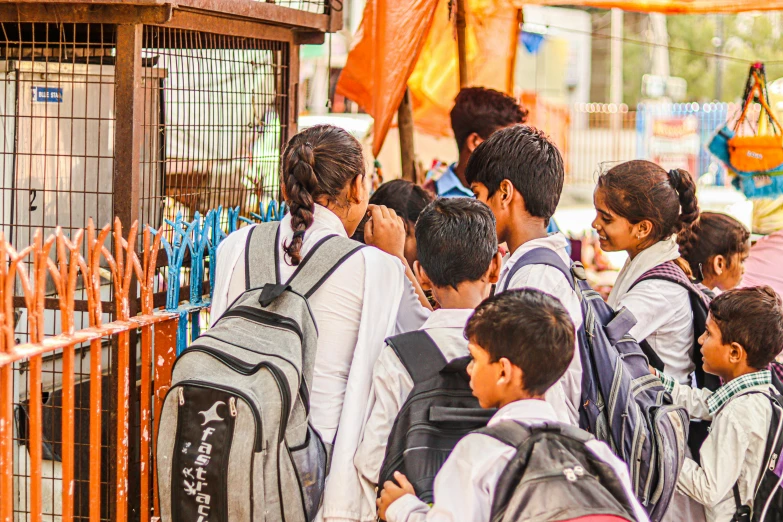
[478,420,639,522]
[377,330,494,503]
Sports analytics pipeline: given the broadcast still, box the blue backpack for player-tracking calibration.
[500,248,689,522]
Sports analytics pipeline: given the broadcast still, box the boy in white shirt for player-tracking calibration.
[353,197,502,520]
[377,289,648,522]
[466,125,582,425]
[654,286,783,522]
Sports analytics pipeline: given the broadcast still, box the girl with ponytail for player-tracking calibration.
[211,125,431,521]
[592,159,705,522]
[677,212,750,297]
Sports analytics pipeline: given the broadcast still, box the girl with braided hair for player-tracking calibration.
[211,124,431,521]
[592,159,705,522]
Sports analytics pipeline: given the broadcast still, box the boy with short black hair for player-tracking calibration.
[353,197,502,519]
[466,124,582,425]
[378,290,647,522]
[655,286,783,522]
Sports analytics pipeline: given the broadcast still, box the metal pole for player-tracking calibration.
[398,88,416,182]
[113,24,144,522]
[455,0,468,88]
[610,8,623,157]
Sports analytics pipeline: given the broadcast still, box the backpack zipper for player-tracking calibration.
[218,305,304,342]
[178,346,293,441]
[757,401,783,520]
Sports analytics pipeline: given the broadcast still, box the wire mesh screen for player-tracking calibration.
[141,27,290,227]
[0,23,117,520]
[0,21,293,521]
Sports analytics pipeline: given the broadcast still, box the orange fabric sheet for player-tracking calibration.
[335,0,440,156]
[409,0,520,139]
[512,0,783,14]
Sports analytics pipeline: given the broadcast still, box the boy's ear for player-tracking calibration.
[728,341,746,364]
[712,255,726,277]
[413,261,433,292]
[466,132,484,153]
[486,251,503,284]
[498,179,515,210]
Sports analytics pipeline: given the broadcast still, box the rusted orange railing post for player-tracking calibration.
[0,218,183,522]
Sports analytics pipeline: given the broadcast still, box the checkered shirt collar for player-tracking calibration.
[707,370,772,415]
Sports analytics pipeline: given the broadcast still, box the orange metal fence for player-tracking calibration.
[0,219,179,522]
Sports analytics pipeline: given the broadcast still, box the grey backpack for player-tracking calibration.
[478,420,639,522]
[156,222,365,522]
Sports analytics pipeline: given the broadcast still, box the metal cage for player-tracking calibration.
[0,2,339,521]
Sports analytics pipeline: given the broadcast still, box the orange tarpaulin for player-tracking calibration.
[409,0,520,139]
[337,0,783,157]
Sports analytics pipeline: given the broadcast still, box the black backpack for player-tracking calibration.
[377,330,495,503]
[732,384,783,522]
[478,420,639,522]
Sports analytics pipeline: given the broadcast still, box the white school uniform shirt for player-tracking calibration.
[659,371,775,522]
[497,233,583,425]
[353,308,473,520]
[210,204,430,521]
[616,280,695,384]
[385,399,650,522]
[607,237,695,384]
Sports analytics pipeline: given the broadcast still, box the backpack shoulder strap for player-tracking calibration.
[245,222,281,290]
[630,260,710,310]
[475,420,533,448]
[285,235,366,298]
[385,330,447,384]
[500,247,574,293]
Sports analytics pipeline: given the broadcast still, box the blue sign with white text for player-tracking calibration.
[32,87,63,103]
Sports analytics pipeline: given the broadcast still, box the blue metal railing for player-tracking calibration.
[151,201,286,354]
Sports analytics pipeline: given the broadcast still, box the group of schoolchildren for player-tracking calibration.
[207,87,783,522]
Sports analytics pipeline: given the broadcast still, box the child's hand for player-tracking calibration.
[364,205,406,260]
[377,471,416,521]
[649,365,656,376]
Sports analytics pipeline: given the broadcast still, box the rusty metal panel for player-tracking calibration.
[0,0,337,32]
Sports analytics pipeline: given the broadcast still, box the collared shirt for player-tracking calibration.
[210,204,430,444]
[354,309,474,518]
[434,163,474,198]
[617,279,695,384]
[497,233,582,425]
[385,400,649,522]
[660,370,774,522]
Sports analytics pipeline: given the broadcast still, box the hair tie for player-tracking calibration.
[668,169,681,188]
[292,230,306,241]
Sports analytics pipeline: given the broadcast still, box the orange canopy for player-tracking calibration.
[336,0,783,157]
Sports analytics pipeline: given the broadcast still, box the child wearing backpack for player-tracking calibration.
[377,290,649,522]
[653,286,783,522]
[208,125,431,521]
[592,160,707,522]
[677,212,750,298]
[352,197,502,519]
[465,125,582,425]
